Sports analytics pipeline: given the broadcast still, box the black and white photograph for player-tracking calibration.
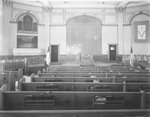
[0,0,150,117]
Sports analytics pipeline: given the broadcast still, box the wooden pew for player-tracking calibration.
[0,72,9,87]
[0,85,150,117]
[19,80,150,92]
[47,65,148,71]
[25,57,45,75]
[0,109,150,117]
[38,72,150,78]
[0,69,23,91]
[46,63,148,71]
[19,80,124,92]
[0,84,7,110]
[0,59,25,71]
[31,76,150,83]
[43,69,150,74]
[1,91,149,110]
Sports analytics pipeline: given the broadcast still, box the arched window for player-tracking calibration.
[33,22,37,32]
[23,15,33,31]
[17,14,38,33]
[18,21,23,31]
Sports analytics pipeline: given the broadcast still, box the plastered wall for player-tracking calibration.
[2,2,150,57]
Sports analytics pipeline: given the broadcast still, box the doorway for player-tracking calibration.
[109,44,117,61]
[51,45,59,62]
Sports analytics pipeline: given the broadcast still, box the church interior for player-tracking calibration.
[0,0,150,117]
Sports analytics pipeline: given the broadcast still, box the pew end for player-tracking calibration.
[0,84,9,110]
[18,77,26,91]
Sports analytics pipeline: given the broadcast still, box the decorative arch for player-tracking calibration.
[65,14,103,24]
[128,12,150,24]
[66,15,102,55]
[16,12,39,33]
[129,11,150,44]
[16,12,40,24]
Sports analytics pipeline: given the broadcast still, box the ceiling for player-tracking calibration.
[9,0,150,8]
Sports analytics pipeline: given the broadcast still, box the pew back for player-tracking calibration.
[1,91,147,110]
[39,72,150,78]
[19,82,150,93]
[19,82,124,92]
[0,109,150,117]
[31,77,150,83]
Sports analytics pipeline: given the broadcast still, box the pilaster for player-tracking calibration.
[43,6,51,50]
[116,6,126,55]
[0,0,4,55]
[0,0,12,55]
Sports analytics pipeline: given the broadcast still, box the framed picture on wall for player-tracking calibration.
[134,21,149,42]
[17,35,38,48]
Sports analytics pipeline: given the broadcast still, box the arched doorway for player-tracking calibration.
[66,15,102,55]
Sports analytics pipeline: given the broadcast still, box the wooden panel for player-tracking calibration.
[0,109,150,117]
[0,70,23,91]
[31,77,150,83]
[20,82,123,92]
[39,72,150,78]
[0,59,25,71]
[2,92,144,110]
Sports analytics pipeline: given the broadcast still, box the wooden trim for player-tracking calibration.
[0,109,150,116]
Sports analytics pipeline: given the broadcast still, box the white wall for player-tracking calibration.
[123,4,150,55]
[132,14,150,55]
[0,0,3,55]
[4,2,150,56]
[123,26,131,54]
[51,8,117,55]
[2,3,11,55]
[124,14,150,55]
[9,23,17,54]
[102,26,118,54]
[51,26,66,54]
[38,25,45,51]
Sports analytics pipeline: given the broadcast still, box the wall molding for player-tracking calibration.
[16,11,40,24]
[50,24,66,26]
[102,24,118,26]
[12,2,42,11]
[9,21,45,26]
[65,14,104,24]
[128,11,150,25]
[126,3,150,9]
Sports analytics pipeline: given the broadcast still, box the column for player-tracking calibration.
[116,7,126,55]
[0,0,11,56]
[0,0,4,56]
[43,7,51,50]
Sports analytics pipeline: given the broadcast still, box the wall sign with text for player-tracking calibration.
[134,21,149,42]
